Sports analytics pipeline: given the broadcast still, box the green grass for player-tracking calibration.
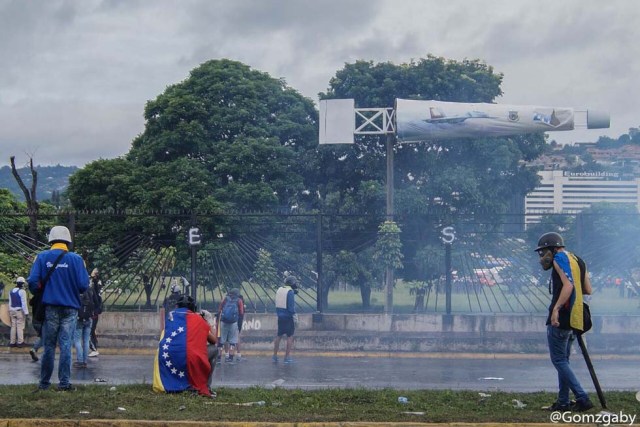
[14,278,635,315]
[0,385,636,422]
[325,285,640,315]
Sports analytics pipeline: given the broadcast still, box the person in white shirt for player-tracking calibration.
[9,277,29,347]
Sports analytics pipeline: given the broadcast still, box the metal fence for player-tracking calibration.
[2,210,639,315]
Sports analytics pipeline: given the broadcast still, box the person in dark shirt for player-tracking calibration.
[535,232,594,413]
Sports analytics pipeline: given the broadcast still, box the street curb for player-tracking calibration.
[6,347,640,361]
[0,421,597,427]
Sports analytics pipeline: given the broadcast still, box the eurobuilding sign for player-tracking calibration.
[395,99,575,142]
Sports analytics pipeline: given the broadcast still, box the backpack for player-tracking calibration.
[220,296,239,324]
[78,289,95,321]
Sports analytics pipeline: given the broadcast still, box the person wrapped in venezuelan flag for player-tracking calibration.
[153,295,218,397]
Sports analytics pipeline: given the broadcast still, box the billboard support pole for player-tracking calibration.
[385,133,395,314]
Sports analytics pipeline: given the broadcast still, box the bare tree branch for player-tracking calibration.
[10,155,39,239]
[10,156,32,205]
[30,157,38,206]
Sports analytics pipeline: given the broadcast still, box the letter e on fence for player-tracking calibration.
[188,227,202,246]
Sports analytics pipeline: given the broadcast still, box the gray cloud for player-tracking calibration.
[1,0,638,166]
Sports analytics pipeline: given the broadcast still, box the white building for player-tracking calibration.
[525,170,640,225]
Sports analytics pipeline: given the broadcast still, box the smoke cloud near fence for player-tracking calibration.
[1,210,638,317]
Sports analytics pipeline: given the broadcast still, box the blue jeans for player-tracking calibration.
[40,306,78,389]
[547,325,588,405]
[74,318,93,363]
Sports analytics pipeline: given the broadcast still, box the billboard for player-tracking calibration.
[396,99,575,142]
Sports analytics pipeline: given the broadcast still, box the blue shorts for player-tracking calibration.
[220,321,239,345]
[277,316,295,337]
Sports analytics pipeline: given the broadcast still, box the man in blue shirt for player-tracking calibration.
[272,275,298,364]
[28,226,89,391]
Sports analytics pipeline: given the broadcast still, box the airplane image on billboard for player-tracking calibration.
[396,99,576,142]
[318,98,609,145]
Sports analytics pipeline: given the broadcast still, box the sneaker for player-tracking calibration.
[571,399,594,412]
[283,357,294,364]
[272,355,278,363]
[88,351,99,357]
[224,356,231,363]
[57,384,77,392]
[73,361,85,368]
[18,342,30,348]
[29,349,39,362]
[544,401,571,411]
[8,343,17,348]
[208,389,217,399]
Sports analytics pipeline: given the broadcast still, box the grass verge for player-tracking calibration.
[0,385,637,423]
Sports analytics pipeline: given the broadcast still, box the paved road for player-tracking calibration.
[2,349,638,392]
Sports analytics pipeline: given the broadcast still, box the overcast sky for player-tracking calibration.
[1,0,638,168]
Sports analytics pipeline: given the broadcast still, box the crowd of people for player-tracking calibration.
[4,224,299,398]
[3,225,598,414]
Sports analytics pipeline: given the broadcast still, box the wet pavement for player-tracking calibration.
[2,350,638,392]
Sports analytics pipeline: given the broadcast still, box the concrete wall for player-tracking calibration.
[86,312,640,354]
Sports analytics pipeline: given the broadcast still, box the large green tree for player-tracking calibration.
[319,56,544,214]
[319,56,546,283]
[126,59,318,210]
[68,60,320,248]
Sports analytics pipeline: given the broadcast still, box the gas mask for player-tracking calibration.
[538,249,554,270]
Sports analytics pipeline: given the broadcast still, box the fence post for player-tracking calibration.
[576,212,583,254]
[316,213,323,314]
[190,212,198,304]
[445,242,452,314]
[68,211,76,251]
[441,225,455,315]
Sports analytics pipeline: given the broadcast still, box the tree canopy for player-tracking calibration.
[319,56,545,216]
[67,59,321,251]
[64,55,552,306]
[318,56,547,281]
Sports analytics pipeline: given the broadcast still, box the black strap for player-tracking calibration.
[39,250,67,292]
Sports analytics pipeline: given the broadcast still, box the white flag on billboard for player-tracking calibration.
[396,99,575,142]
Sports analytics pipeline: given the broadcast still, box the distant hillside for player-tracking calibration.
[0,165,78,202]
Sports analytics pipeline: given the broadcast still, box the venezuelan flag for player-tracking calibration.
[555,251,585,332]
[153,307,212,396]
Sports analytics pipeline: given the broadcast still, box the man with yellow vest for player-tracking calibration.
[535,232,593,413]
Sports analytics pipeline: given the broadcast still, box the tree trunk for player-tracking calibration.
[413,288,426,313]
[360,284,371,309]
[144,276,153,308]
[10,156,38,240]
[321,281,330,310]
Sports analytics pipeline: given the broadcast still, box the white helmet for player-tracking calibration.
[16,277,26,285]
[48,225,72,243]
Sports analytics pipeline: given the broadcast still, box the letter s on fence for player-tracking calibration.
[441,226,455,244]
